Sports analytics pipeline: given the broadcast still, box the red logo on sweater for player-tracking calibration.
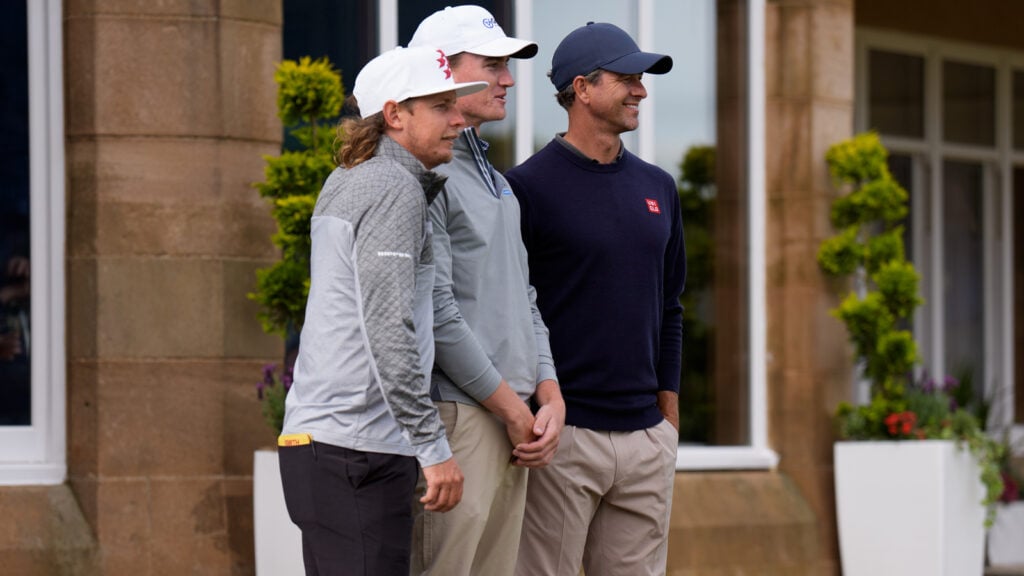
[645,198,661,214]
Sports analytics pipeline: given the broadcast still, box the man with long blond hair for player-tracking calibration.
[277,46,486,576]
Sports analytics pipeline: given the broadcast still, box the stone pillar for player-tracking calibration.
[764,0,854,574]
[65,1,283,573]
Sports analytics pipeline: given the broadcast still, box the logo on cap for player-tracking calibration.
[482,17,497,28]
[436,49,452,80]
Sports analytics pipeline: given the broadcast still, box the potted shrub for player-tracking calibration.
[250,56,343,576]
[988,438,1024,566]
[819,133,1004,576]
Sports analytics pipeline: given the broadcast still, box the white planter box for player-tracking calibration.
[988,502,1024,566]
[253,449,304,576]
[835,440,985,576]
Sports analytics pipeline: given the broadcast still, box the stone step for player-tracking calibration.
[987,566,1024,575]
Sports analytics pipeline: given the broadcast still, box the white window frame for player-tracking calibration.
[0,0,67,485]
[381,0,775,470]
[856,28,1021,439]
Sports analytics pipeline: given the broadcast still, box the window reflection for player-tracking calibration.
[0,0,31,425]
[943,161,985,404]
[943,60,995,147]
[1013,70,1024,151]
[1014,167,1023,423]
[869,50,924,138]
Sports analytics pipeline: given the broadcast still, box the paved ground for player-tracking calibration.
[987,566,1024,575]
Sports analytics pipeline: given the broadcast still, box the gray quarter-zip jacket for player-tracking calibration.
[281,136,452,468]
[429,128,557,405]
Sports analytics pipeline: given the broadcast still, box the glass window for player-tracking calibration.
[869,50,924,139]
[889,154,913,263]
[652,0,716,181]
[0,0,31,426]
[1014,167,1023,423]
[943,60,995,147]
[283,0,377,100]
[1014,70,1024,151]
[943,161,985,401]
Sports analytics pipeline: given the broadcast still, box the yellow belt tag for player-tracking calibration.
[278,433,313,447]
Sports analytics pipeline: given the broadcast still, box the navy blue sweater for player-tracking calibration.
[506,139,686,431]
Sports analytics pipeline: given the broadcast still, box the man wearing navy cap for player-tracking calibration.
[506,22,686,576]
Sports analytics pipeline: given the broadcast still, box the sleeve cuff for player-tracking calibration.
[536,363,558,385]
[414,435,453,468]
[460,366,503,404]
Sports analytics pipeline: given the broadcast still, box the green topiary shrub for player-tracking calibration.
[250,57,344,435]
[250,56,343,338]
[821,132,1004,524]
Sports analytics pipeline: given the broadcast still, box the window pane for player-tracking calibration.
[943,60,995,147]
[889,154,913,264]
[0,0,31,425]
[1014,70,1024,151]
[284,0,377,96]
[869,50,924,138]
[943,161,984,403]
[652,0,716,181]
[1014,167,1023,423]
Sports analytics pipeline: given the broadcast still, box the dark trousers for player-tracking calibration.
[279,441,418,576]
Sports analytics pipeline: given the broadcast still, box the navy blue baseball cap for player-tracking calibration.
[550,22,673,91]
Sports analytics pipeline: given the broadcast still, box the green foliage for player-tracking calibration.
[250,57,344,337]
[821,132,1003,525]
[818,227,862,277]
[820,132,919,392]
[275,57,344,126]
[676,145,716,444]
[252,260,310,336]
[256,151,336,200]
[864,228,904,274]
[258,364,292,436]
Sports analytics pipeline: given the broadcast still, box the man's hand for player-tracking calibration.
[481,380,537,453]
[512,379,564,468]
[658,390,680,432]
[420,457,464,513]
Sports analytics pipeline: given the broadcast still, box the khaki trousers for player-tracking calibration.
[411,402,528,576]
[515,420,678,576]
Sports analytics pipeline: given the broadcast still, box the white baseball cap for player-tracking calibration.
[409,5,538,59]
[353,46,488,119]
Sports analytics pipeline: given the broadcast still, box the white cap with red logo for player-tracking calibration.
[353,46,488,119]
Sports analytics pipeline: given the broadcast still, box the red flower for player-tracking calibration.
[885,411,917,438]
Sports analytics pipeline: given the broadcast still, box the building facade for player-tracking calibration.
[0,0,1020,574]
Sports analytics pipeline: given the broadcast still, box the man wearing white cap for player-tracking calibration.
[407,6,565,576]
[277,46,486,576]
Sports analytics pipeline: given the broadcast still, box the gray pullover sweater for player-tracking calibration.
[429,128,557,406]
[281,136,452,467]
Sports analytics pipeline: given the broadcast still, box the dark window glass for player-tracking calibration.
[1014,167,1024,423]
[943,60,996,147]
[282,0,378,148]
[943,161,985,404]
[869,50,925,138]
[1013,70,1024,151]
[0,0,32,425]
